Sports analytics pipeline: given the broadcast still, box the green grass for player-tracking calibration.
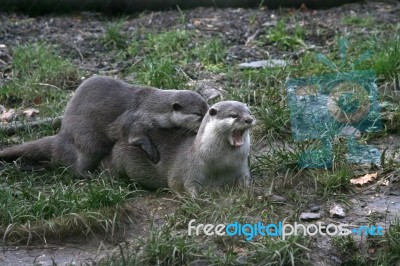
[373,36,400,80]
[374,220,400,265]
[101,18,128,49]
[342,14,375,27]
[136,57,186,88]
[1,8,400,265]
[192,38,226,66]
[261,19,306,50]
[102,191,310,265]
[0,43,78,115]
[332,235,366,264]
[126,29,226,88]
[0,166,137,244]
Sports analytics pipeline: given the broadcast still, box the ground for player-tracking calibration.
[0,1,400,265]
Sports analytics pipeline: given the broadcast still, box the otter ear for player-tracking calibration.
[209,108,217,116]
[172,102,182,111]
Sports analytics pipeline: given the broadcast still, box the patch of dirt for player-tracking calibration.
[1,1,398,80]
[1,1,400,264]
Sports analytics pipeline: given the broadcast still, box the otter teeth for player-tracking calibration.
[230,129,244,147]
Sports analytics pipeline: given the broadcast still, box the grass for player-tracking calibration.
[1,6,400,265]
[342,14,375,27]
[0,165,137,244]
[261,19,306,50]
[102,191,310,265]
[374,219,400,265]
[101,18,128,49]
[127,29,226,88]
[0,43,78,115]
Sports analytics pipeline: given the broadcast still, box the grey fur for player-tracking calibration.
[0,76,209,176]
[106,100,255,197]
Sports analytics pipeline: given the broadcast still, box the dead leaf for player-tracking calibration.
[350,172,378,186]
[33,96,42,105]
[368,247,375,254]
[23,108,40,118]
[0,108,15,122]
[233,247,247,256]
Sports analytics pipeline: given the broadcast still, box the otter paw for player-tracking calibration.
[130,137,160,164]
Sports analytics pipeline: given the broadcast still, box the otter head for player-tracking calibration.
[169,90,209,132]
[205,101,255,148]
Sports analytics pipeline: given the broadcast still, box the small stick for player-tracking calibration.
[0,116,62,135]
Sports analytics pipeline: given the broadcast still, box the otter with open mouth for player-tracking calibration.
[107,100,256,197]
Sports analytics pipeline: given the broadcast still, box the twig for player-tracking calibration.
[0,116,62,135]
[34,83,62,91]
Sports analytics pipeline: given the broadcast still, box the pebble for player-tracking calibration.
[310,206,320,212]
[270,194,286,202]
[300,212,321,220]
[238,59,287,69]
[329,204,346,218]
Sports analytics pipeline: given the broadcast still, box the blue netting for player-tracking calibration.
[286,70,382,168]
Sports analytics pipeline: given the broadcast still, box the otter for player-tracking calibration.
[107,101,255,197]
[0,76,209,176]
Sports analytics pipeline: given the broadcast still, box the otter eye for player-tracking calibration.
[230,114,238,119]
[209,108,217,116]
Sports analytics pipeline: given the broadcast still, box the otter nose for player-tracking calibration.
[244,117,253,124]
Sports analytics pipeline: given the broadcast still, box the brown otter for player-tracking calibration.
[107,101,255,197]
[0,76,209,176]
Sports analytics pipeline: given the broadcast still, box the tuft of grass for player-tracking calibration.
[373,37,400,81]
[342,14,375,27]
[332,235,366,264]
[193,38,226,66]
[374,220,400,265]
[1,43,79,115]
[11,43,78,87]
[102,190,309,265]
[127,29,192,88]
[126,29,227,87]
[310,167,352,198]
[136,58,186,89]
[143,29,192,58]
[0,167,137,244]
[101,19,128,49]
[225,67,291,137]
[263,19,306,50]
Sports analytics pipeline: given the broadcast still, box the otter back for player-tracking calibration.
[0,76,208,176]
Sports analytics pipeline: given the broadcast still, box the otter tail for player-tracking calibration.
[0,136,55,162]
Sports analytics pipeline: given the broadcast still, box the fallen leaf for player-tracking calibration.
[33,96,42,105]
[23,108,40,118]
[330,204,346,218]
[350,172,378,186]
[233,247,247,256]
[0,108,15,122]
[368,247,375,254]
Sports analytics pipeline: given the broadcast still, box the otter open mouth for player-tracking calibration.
[229,129,245,147]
